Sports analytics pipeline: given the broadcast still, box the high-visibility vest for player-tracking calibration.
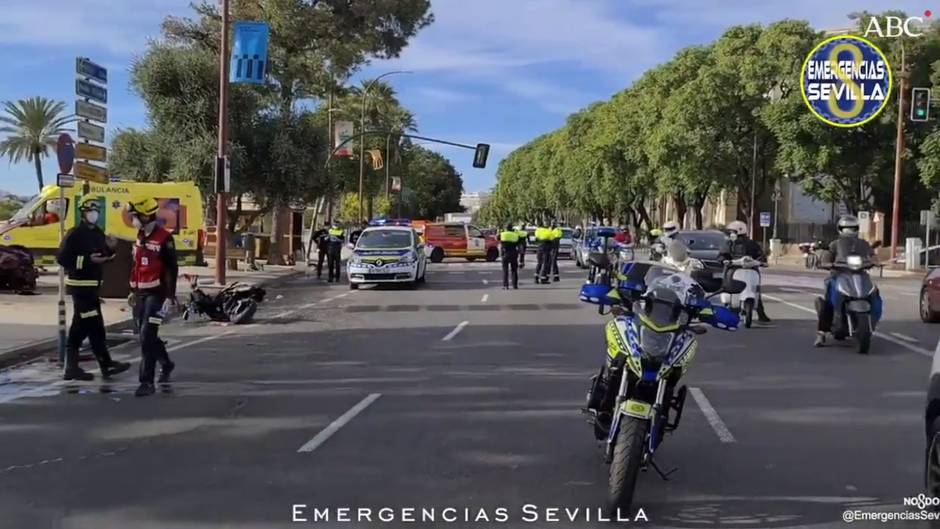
[551,227,563,240]
[516,229,527,241]
[500,231,519,243]
[328,228,345,243]
[535,227,552,241]
[130,227,171,290]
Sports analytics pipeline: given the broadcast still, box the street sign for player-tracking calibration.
[759,211,771,227]
[74,161,108,184]
[75,100,107,122]
[75,142,106,162]
[230,22,270,84]
[76,57,107,84]
[55,133,74,174]
[56,173,75,188]
[75,79,107,104]
[391,177,402,192]
[77,121,105,143]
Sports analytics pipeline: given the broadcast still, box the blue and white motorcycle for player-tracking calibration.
[579,262,742,514]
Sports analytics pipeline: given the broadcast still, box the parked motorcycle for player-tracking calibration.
[719,256,765,328]
[815,254,882,354]
[181,274,266,324]
[798,240,826,270]
[579,262,742,514]
[0,245,38,293]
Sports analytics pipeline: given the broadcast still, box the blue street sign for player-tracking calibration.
[76,79,107,104]
[760,211,771,228]
[76,57,107,84]
[230,21,270,84]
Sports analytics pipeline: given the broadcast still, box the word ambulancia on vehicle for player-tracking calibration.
[801,35,892,128]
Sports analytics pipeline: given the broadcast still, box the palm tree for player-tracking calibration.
[0,97,74,191]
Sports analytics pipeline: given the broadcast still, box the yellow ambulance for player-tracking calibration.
[0,181,205,266]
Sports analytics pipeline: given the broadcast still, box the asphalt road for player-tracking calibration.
[0,259,937,529]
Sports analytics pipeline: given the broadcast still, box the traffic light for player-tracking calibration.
[912,87,931,122]
[473,143,490,168]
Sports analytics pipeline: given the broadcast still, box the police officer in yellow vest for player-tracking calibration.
[550,223,563,282]
[516,224,528,269]
[499,223,520,289]
[326,222,345,283]
[57,197,131,381]
[534,223,554,284]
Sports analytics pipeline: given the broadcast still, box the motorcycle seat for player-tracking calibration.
[588,253,611,269]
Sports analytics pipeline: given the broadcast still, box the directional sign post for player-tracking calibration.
[75,143,106,162]
[74,161,109,184]
[77,121,105,143]
[75,100,107,122]
[75,56,108,194]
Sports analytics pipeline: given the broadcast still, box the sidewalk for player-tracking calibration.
[770,254,924,279]
[0,261,300,365]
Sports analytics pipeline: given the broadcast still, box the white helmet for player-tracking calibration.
[662,221,679,238]
[837,215,860,237]
[727,220,748,237]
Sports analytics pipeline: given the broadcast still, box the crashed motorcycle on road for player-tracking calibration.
[181,274,266,324]
[0,245,38,293]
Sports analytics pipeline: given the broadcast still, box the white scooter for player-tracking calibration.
[719,256,764,328]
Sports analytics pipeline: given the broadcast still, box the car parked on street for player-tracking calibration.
[423,222,499,263]
[346,226,427,289]
[925,339,940,498]
[572,226,617,267]
[676,230,728,277]
[921,268,940,323]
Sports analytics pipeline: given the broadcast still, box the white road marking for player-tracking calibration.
[442,321,469,341]
[763,294,934,357]
[336,292,350,298]
[0,331,234,405]
[779,287,806,293]
[297,393,381,453]
[889,332,919,343]
[481,294,489,303]
[689,387,736,443]
[482,279,489,285]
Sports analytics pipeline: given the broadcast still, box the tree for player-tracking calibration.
[0,97,74,191]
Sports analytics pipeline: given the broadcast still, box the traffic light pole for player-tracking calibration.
[890,61,909,261]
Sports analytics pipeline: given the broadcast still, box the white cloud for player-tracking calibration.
[416,86,474,103]
[0,0,192,56]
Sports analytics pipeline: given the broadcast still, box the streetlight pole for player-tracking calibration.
[891,44,909,261]
[358,70,411,222]
[750,130,758,238]
[214,0,230,285]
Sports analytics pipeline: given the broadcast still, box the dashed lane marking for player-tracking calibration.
[442,321,469,341]
[297,393,382,453]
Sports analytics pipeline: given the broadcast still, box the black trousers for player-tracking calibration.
[134,292,171,384]
[502,252,519,288]
[536,243,552,280]
[327,246,342,281]
[316,247,328,278]
[518,242,526,267]
[551,242,560,279]
[66,288,112,371]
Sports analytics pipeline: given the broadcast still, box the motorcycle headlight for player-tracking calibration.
[846,255,863,271]
[639,326,674,360]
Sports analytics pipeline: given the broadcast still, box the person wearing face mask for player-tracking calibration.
[127,197,179,397]
[56,197,132,381]
[718,220,771,323]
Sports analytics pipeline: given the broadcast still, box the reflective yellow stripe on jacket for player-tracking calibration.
[65,278,100,287]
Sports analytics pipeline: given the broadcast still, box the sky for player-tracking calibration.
[0,0,930,197]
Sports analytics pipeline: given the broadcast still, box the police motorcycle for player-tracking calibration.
[579,261,742,514]
[815,251,883,355]
[586,227,620,287]
[719,256,765,329]
[647,229,666,262]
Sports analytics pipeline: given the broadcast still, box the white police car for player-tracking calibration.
[347,226,428,290]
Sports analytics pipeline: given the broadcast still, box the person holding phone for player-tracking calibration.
[57,197,131,381]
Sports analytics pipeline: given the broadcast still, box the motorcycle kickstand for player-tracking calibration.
[648,458,678,481]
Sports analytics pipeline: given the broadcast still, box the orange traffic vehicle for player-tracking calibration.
[422,222,499,263]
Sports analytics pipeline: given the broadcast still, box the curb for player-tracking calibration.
[0,270,303,371]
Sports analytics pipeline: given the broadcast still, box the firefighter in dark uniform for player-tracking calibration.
[500,224,520,289]
[516,224,528,269]
[57,197,131,381]
[550,223,563,282]
[534,223,553,284]
[312,223,329,279]
[127,197,179,397]
[327,222,346,283]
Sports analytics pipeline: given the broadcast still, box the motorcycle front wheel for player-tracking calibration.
[607,417,648,516]
[744,299,754,329]
[853,314,871,355]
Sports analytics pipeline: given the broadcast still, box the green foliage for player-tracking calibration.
[0,97,74,191]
